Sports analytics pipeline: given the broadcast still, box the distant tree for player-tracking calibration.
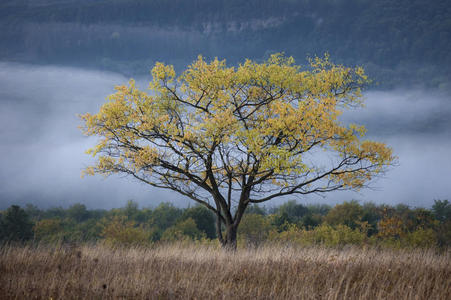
[238,213,274,247]
[432,200,451,223]
[299,213,323,230]
[161,218,205,241]
[306,204,332,216]
[272,211,292,232]
[33,218,65,243]
[81,54,395,249]
[43,207,66,219]
[24,204,42,221]
[67,203,90,222]
[377,208,405,240]
[245,204,266,216]
[182,205,216,239]
[101,216,153,246]
[123,200,140,220]
[277,200,309,222]
[325,200,364,230]
[431,200,451,247]
[150,203,182,231]
[0,205,34,242]
[361,202,384,236]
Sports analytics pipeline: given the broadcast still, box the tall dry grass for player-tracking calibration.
[0,243,449,299]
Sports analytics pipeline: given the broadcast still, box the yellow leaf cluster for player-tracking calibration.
[80,53,394,194]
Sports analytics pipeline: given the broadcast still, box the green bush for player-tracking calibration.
[181,206,216,239]
[402,228,438,249]
[325,200,364,230]
[238,214,274,247]
[268,224,366,247]
[161,218,205,242]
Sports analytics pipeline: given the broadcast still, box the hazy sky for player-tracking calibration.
[0,62,450,209]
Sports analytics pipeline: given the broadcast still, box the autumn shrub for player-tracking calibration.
[267,224,305,246]
[101,216,153,247]
[305,224,367,246]
[268,223,367,247]
[33,219,66,243]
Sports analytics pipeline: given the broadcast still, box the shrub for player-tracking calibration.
[101,216,153,247]
[324,200,364,230]
[402,228,438,248]
[181,206,216,239]
[238,214,274,247]
[34,219,65,243]
[161,218,205,242]
[268,224,366,247]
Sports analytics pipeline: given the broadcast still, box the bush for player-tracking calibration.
[325,200,364,230]
[161,218,205,242]
[238,214,274,247]
[268,224,366,247]
[34,219,66,243]
[403,228,438,249]
[181,206,216,239]
[304,224,367,247]
[101,216,153,247]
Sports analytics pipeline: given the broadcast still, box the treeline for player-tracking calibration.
[1,0,450,89]
[1,200,450,249]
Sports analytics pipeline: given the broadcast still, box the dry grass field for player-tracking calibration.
[0,243,450,299]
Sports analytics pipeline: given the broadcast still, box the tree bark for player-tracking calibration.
[223,224,237,251]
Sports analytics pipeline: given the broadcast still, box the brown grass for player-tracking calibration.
[0,243,450,299]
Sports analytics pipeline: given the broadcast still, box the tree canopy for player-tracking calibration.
[81,54,394,248]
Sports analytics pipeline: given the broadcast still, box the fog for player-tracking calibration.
[0,62,450,209]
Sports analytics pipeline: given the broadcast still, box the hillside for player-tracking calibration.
[1,0,450,88]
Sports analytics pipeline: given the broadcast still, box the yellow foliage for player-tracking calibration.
[101,216,153,247]
[378,216,405,239]
[267,223,366,247]
[80,53,394,204]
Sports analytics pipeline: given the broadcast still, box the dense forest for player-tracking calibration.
[1,200,450,249]
[1,0,450,89]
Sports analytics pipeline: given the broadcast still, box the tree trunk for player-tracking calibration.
[222,225,237,250]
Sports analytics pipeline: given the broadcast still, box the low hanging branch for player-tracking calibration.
[80,53,395,249]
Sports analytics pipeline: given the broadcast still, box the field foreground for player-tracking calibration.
[0,244,450,299]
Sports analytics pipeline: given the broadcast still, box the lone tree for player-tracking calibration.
[81,54,394,249]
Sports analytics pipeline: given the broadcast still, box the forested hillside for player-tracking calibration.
[1,0,450,88]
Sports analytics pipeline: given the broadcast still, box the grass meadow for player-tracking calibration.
[1,243,450,299]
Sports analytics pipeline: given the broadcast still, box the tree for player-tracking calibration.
[182,205,216,239]
[324,200,364,230]
[67,203,90,222]
[161,218,205,242]
[275,200,308,223]
[0,205,34,242]
[238,213,274,247]
[149,202,182,232]
[81,54,394,249]
[432,199,451,223]
[101,216,153,247]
